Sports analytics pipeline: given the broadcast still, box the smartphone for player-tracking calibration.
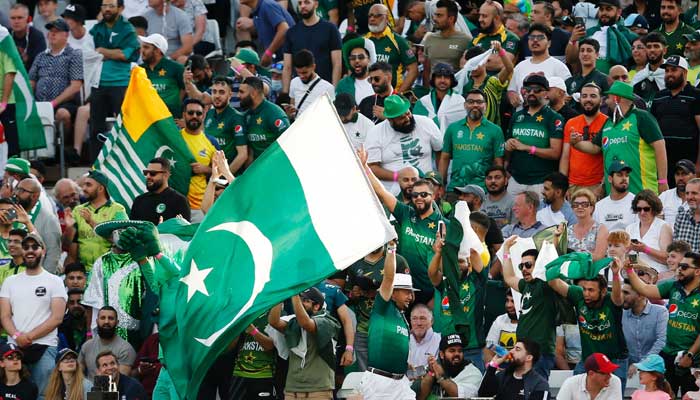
[574,16,585,28]
[631,239,640,244]
[629,253,639,264]
[5,208,16,221]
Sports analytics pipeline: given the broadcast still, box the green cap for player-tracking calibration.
[4,157,30,175]
[383,95,411,119]
[424,170,443,186]
[342,37,376,69]
[605,81,635,101]
[87,170,109,188]
[608,159,633,175]
[234,48,260,66]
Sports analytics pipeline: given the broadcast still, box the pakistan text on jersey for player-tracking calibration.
[396,325,409,337]
[578,319,612,332]
[248,134,267,142]
[512,128,546,139]
[403,226,436,246]
[454,144,485,152]
[669,319,698,333]
[242,340,266,352]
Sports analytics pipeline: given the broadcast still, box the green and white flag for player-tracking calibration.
[545,252,614,281]
[158,95,395,399]
[0,26,45,151]
[93,67,194,210]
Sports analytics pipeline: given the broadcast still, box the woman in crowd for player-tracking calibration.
[0,344,37,400]
[44,348,92,400]
[564,188,608,260]
[625,190,672,273]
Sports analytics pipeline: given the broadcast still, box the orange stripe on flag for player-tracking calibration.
[121,67,172,142]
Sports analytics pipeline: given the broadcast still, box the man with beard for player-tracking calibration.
[268,287,340,399]
[547,77,580,123]
[0,232,67,397]
[674,178,700,252]
[485,289,519,359]
[365,4,418,93]
[482,165,514,229]
[593,160,637,231]
[358,62,396,123]
[89,0,140,146]
[413,63,467,134]
[537,172,577,226]
[572,81,668,195]
[660,160,695,230]
[240,76,289,160]
[469,0,519,72]
[502,238,558,378]
[418,334,483,399]
[397,166,420,204]
[478,338,550,399]
[130,158,191,224]
[52,178,83,241]
[281,0,341,90]
[422,0,470,72]
[632,32,668,107]
[505,74,564,197]
[655,0,694,57]
[202,76,248,174]
[621,280,668,376]
[333,93,375,150]
[460,43,513,127]
[66,170,128,272]
[336,37,376,105]
[566,0,638,74]
[179,99,215,222]
[560,83,607,195]
[627,251,700,395]
[683,30,700,84]
[139,34,184,116]
[366,95,442,196]
[58,288,89,352]
[78,306,137,380]
[652,56,700,185]
[549,260,629,391]
[285,50,335,119]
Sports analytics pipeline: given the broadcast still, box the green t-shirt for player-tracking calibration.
[391,202,445,293]
[72,201,129,271]
[657,22,695,57]
[316,0,338,21]
[244,100,289,158]
[462,76,508,126]
[143,57,185,117]
[90,16,140,86]
[442,117,505,191]
[516,278,557,354]
[658,280,700,354]
[432,268,488,349]
[469,26,520,56]
[592,107,663,194]
[233,313,275,379]
[0,52,16,104]
[368,294,410,374]
[567,285,627,360]
[565,69,611,95]
[684,7,700,29]
[204,106,247,162]
[506,106,564,185]
[366,31,417,88]
[0,237,22,289]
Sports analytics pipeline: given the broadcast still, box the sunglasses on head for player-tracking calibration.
[634,206,652,213]
[518,261,533,270]
[679,263,697,271]
[186,110,203,116]
[524,86,545,94]
[411,191,432,199]
[22,244,40,251]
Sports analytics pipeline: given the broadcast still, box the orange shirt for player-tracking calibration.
[563,113,608,186]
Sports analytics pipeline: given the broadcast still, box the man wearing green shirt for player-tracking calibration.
[656,0,694,57]
[571,80,668,195]
[439,89,504,192]
[233,312,277,398]
[203,76,248,174]
[469,0,519,72]
[501,236,558,379]
[549,261,629,391]
[627,252,700,396]
[139,33,185,117]
[239,76,289,161]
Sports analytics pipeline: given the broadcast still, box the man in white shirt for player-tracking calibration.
[285,49,335,119]
[334,93,374,150]
[366,95,442,195]
[485,289,518,361]
[659,159,694,231]
[593,160,637,231]
[409,303,441,369]
[537,171,577,226]
[557,353,623,400]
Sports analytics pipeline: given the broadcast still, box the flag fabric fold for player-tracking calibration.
[545,252,614,281]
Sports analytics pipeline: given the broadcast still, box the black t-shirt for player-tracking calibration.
[519,28,571,61]
[129,187,191,225]
[283,19,342,83]
[359,93,390,123]
[504,375,526,400]
[485,216,504,248]
[0,379,39,400]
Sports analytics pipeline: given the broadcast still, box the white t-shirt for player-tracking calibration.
[354,78,374,105]
[593,192,637,231]
[557,372,622,400]
[0,269,67,346]
[290,76,335,116]
[537,205,567,227]
[343,112,375,150]
[659,188,687,232]
[626,217,670,273]
[365,115,443,194]
[508,56,572,99]
[485,313,518,348]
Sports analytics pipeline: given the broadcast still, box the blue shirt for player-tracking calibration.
[283,19,341,83]
[251,0,295,60]
[501,221,546,238]
[622,300,668,363]
[315,281,348,318]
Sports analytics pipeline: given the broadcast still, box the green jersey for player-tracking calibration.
[567,285,627,360]
[204,106,247,162]
[365,29,417,89]
[433,267,488,349]
[462,76,508,126]
[517,279,557,354]
[142,57,185,117]
[391,202,446,293]
[469,25,519,56]
[565,69,611,95]
[233,312,275,379]
[442,117,505,191]
[592,107,663,194]
[316,0,338,21]
[658,280,700,354]
[368,294,409,374]
[0,237,21,288]
[507,106,564,185]
[684,7,700,29]
[73,200,129,271]
[244,100,289,158]
[657,22,695,57]
[90,16,139,86]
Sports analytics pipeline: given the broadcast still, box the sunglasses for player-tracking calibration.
[611,74,629,81]
[4,353,21,361]
[518,261,533,270]
[367,76,383,83]
[529,34,547,41]
[411,192,433,199]
[679,263,698,271]
[572,201,591,208]
[143,170,164,177]
[634,206,652,213]
[524,86,546,94]
[349,54,367,61]
[186,110,203,116]
[22,244,40,251]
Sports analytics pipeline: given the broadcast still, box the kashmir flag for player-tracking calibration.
[93,67,194,210]
[0,26,45,151]
[545,252,614,282]
[157,95,395,399]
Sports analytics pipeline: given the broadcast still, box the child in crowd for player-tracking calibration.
[631,354,674,400]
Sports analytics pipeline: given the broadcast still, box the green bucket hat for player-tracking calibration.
[234,48,260,66]
[383,95,411,119]
[86,170,109,188]
[341,37,377,69]
[94,219,148,239]
[606,81,635,101]
[4,157,30,175]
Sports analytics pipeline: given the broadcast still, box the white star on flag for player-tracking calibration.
[523,292,532,301]
[180,259,213,301]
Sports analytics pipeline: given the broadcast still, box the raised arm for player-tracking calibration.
[358,146,398,212]
[501,236,521,291]
[626,264,662,299]
[268,303,288,332]
[378,240,397,301]
[610,258,623,307]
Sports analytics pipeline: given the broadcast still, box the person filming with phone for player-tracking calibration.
[417,333,482,400]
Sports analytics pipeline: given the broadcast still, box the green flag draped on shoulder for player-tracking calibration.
[153,95,395,399]
[545,252,614,281]
[93,67,194,211]
[0,26,45,151]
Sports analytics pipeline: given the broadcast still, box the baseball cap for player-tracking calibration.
[0,343,22,359]
[55,348,78,364]
[608,159,633,175]
[523,74,549,90]
[234,48,260,66]
[62,3,86,23]
[333,93,356,117]
[454,184,486,202]
[299,287,325,305]
[424,171,443,186]
[45,18,69,32]
[624,13,649,30]
[598,0,621,7]
[439,334,463,351]
[432,63,455,77]
[4,157,30,175]
[22,232,46,249]
[138,34,168,55]
[584,353,619,374]
[675,159,696,174]
[548,77,567,92]
[634,354,665,374]
[661,55,689,70]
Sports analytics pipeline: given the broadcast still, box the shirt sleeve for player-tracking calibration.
[427,119,443,151]
[0,276,11,298]
[549,110,564,139]
[398,36,417,66]
[485,316,501,345]
[646,305,668,358]
[636,109,664,143]
[442,125,453,154]
[69,48,84,81]
[493,126,505,157]
[567,284,584,303]
[176,10,194,35]
[262,1,289,29]
[391,202,410,222]
[51,276,68,299]
[657,280,674,299]
[174,62,185,89]
[563,120,573,144]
